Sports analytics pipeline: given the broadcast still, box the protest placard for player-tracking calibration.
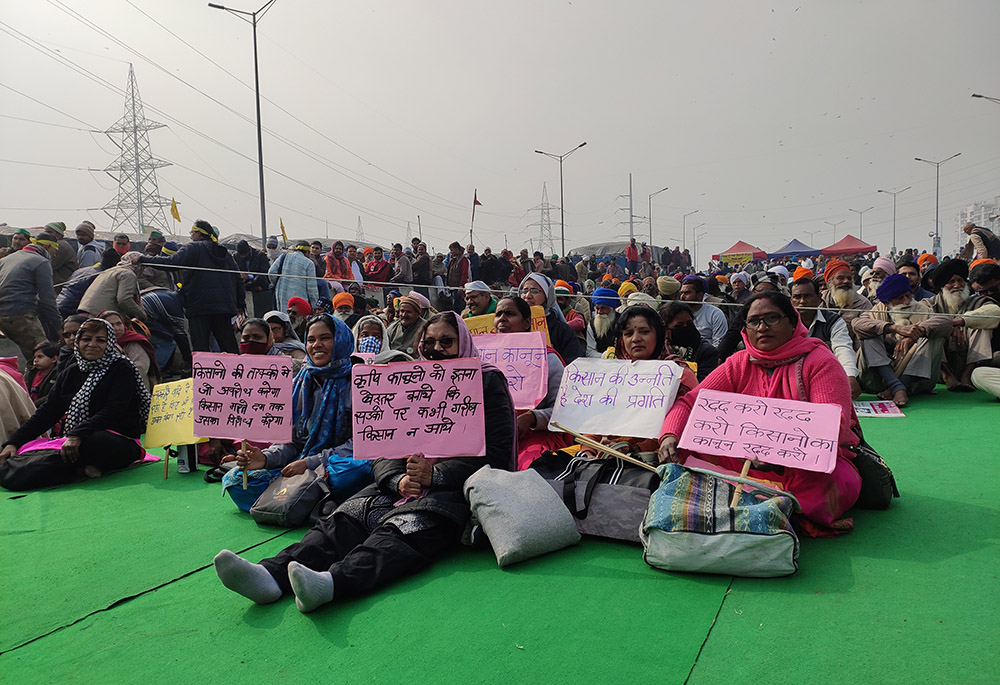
[144,379,200,448]
[191,352,294,443]
[352,358,486,459]
[472,331,548,410]
[549,358,684,439]
[853,400,905,417]
[464,305,550,344]
[678,389,841,473]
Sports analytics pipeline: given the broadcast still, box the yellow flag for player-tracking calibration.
[280,217,288,243]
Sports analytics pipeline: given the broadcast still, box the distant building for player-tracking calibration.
[955,196,1000,251]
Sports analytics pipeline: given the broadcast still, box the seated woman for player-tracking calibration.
[222,314,372,507]
[576,305,698,458]
[493,295,570,470]
[263,310,308,373]
[0,318,150,482]
[99,310,159,392]
[658,291,862,536]
[351,315,413,363]
[214,311,515,613]
[518,273,582,364]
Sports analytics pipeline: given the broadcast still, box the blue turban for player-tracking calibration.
[592,287,619,308]
[876,273,911,304]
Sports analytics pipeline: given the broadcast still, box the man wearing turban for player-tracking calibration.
[821,259,872,335]
[586,287,620,357]
[852,273,953,406]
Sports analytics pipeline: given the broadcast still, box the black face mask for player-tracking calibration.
[669,323,701,349]
[422,348,453,361]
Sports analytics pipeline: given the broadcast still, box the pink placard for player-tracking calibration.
[191,352,294,443]
[677,389,841,474]
[351,358,486,459]
[472,332,548,410]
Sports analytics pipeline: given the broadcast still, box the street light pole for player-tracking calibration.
[691,223,706,270]
[877,186,911,255]
[972,93,1000,105]
[824,219,845,242]
[847,206,874,241]
[535,142,587,256]
[208,0,277,250]
[647,186,668,246]
[915,152,961,257]
[682,209,699,251]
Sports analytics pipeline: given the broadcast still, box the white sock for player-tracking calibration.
[288,561,334,613]
[213,549,281,604]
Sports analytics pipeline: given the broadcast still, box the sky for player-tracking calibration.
[1,0,999,268]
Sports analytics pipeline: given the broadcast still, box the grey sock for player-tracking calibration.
[213,549,282,604]
[288,561,334,613]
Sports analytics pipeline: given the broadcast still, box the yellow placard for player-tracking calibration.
[464,305,550,344]
[722,252,753,266]
[143,378,202,448]
[682,361,698,374]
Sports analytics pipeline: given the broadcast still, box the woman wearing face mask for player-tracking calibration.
[224,314,373,510]
[658,292,862,537]
[263,311,307,372]
[98,310,160,393]
[351,315,412,364]
[659,301,719,382]
[214,311,515,613]
[494,296,572,470]
[1,318,150,487]
[518,272,582,364]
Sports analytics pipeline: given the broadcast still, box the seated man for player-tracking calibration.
[896,260,934,301]
[790,277,861,399]
[864,257,896,303]
[386,292,430,359]
[853,274,952,406]
[822,259,872,336]
[461,281,496,318]
[586,288,619,357]
[678,276,728,348]
[928,259,1000,391]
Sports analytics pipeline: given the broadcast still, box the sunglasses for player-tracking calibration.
[421,337,456,350]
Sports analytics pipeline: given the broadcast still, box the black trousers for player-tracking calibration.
[259,511,460,599]
[0,430,141,491]
[79,430,143,472]
[188,314,238,353]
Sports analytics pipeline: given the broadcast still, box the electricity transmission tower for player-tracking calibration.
[356,216,365,243]
[528,183,557,255]
[102,64,171,234]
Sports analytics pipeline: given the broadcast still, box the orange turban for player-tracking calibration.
[917,253,938,267]
[970,258,997,270]
[823,259,850,283]
[332,292,354,310]
[554,279,572,292]
[793,266,814,281]
[601,273,614,282]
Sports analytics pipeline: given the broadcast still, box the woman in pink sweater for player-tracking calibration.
[658,292,862,536]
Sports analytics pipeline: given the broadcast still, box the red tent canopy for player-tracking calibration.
[712,240,768,263]
[820,234,877,256]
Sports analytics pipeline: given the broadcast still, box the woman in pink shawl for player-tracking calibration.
[658,291,862,537]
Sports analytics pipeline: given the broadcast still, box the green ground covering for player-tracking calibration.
[1,390,997,684]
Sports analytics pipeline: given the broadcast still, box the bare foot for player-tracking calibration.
[83,465,102,479]
[892,389,908,407]
[877,389,893,401]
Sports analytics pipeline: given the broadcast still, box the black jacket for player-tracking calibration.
[140,240,245,317]
[4,358,146,448]
[357,369,514,529]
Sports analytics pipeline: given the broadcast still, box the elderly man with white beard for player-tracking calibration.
[585,287,619,357]
[864,257,897,303]
[853,274,953,406]
[927,259,1000,392]
[822,259,872,339]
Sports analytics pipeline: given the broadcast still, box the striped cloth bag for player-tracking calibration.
[640,463,801,578]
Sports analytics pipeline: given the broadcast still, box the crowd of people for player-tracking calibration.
[0,217,997,612]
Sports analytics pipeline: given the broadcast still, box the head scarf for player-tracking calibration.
[873,257,896,276]
[350,314,410,363]
[740,308,825,370]
[97,309,159,382]
[823,259,851,283]
[291,314,354,458]
[65,318,151,433]
[592,287,619,308]
[876,274,911,303]
[519,273,566,322]
[263,310,307,355]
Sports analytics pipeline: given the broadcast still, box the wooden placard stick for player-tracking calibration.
[241,440,248,490]
[730,459,752,508]
[163,445,170,480]
[550,421,657,473]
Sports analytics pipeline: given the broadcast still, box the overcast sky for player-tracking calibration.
[2,0,998,266]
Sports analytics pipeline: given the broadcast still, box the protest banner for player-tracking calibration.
[549,358,684,439]
[144,379,199,449]
[678,389,841,474]
[191,352,294,443]
[352,358,486,459]
[722,252,753,266]
[853,400,905,417]
[472,331,548,410]
[464,305,550,344]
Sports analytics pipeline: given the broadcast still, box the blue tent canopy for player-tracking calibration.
[769,238,820,258]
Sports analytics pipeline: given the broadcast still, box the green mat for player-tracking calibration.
[1,390,997,683]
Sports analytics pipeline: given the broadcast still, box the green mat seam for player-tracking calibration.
[684,576,736,684]
[0,527,295,656]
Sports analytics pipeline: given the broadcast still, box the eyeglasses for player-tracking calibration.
[421,337,456,350]
[744,313,787,330]
[520,288,544,297]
